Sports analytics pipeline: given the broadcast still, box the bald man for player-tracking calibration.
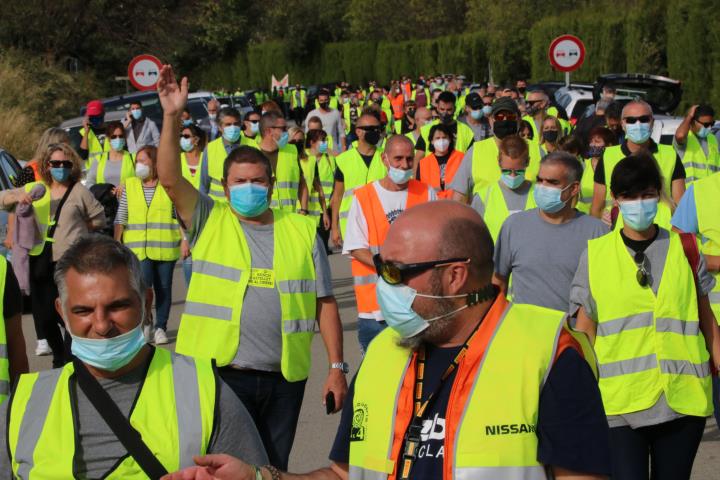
[343,135,436,352]
[409,106,431,144]
[167,202,612,480]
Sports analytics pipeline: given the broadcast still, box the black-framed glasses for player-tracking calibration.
[624,115,652,124]
[269,125,287,131]
[695,119,714,128]
[501,168,526,176]
[634,251,650,287]
[49,160,73,168]
[373,253,470,285]
[180,133,193,139]
[109,134,124,139]
[357,125,381,132]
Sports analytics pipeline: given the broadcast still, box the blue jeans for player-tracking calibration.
[713,375,720,429]
[219,368,306,470]
[358,318,386,354]
[139,259,175,330]
[182,256,193,286]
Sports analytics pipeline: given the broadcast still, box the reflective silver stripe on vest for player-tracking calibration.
[184,301,233,322]
[343,187,356,199]
[579,196,593,203]
[0,344,7,358]
[283,319,316,333]
[353,274,378,286]
[209,190,226,198]
[125,223,180,231]
[656,318,700,336]
[340,211,349,219]
[277,279,316,294]
[455,465,547,480]
[709,291,720,303]
[710,164,720,172]
[321,181,334,188]
[172,354,204,468]
[660,359,711,378]
[682,162,710,170]
[192,260,242,282]
[123,241,180,249]
[348,466,387,480]
[599,353,657,378]
[279,199,296,206]
[210,178,223,186]
[597,312,653,337]
[14,370,63,479]
[685,177,697,184]
[276,181,299,189]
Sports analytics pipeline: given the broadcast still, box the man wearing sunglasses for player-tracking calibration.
[573,154,720,480]
[674,104,719,184]
[343,135,436,352]
[590,99,686,229]
[450,97,543,203]
[165,201,611,480]
[331,113,387,247]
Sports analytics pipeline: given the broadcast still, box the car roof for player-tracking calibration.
[60,110,128,129]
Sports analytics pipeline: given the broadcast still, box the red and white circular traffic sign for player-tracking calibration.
[128,54,163,91]
[548,35,585,73]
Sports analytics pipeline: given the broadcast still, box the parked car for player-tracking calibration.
[59,110,128,156]
[0,149,23,255]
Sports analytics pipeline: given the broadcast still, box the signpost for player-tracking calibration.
[548,35,585,87]
[128,54,163,91]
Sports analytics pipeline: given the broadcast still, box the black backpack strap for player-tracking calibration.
[73,358,168,479]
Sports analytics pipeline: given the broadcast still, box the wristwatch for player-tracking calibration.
[330,362,349,374]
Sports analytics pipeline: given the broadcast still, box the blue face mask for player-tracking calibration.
[70,322,147,372]
[180,137,194,152]
[276,131,290,148]
[249,121,260,134]
[470,109,482,120]
[619,198,658,231]
[388,166,413,185]
[533,183,571,213]
[501,172,525,190]
[229,183,269,217]
[376,278,469,338]
[110,138,125,151]
[482,105,493,116]
[697,126,711,139]
[50,167,71,183]
[625,122,651,144]
[318,141,328,154]
[131,109,143,120]
[182,119,193,127]
[223,125,241,143]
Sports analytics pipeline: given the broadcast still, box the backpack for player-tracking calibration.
[89,183,118,237]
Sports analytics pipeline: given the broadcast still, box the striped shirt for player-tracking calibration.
[115,185,160,225]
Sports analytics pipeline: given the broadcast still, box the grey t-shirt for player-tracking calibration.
[303,108,346,150]
[0,353,268,478]
[189,194,333,371]
[569,228,715,428]
[494,209,609,312]
[448,145,476,197]
[86,156,125,188]
[470,181,532,217]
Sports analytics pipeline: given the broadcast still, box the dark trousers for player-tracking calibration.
[318,208,331,254]
[220,368,306,470]
[609,416,706,480]
[29,258,71,368]
[139,259,175,330]
[292,107,304,126]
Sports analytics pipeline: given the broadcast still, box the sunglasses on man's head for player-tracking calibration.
[624,115,652,124]
[373,254,470,285]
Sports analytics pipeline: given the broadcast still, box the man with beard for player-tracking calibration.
[165,201,612,480]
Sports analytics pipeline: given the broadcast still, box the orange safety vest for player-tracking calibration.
[351,180,430,315]
[390,94,405,120]
[382,295,584,480]
[28,160,40,181]
[419,150,464,199]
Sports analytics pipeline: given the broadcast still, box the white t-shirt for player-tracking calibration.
[343,180,437,320]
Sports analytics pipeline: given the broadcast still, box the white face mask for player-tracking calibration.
[432,138,450,153]
[135,163,151,180]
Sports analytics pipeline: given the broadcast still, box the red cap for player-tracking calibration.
[86,100,104,116]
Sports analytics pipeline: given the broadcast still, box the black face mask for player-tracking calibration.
[542,130,559,143]
[493,120,519,139]
[319,102,329,109]
[518,87,526,94]
[439,113,454,125]
[363,130,381,146]
[407,109,416,118]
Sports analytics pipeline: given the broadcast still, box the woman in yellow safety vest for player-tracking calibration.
[572,153,720,480]
[86,120,136,192]
[22,143,106,367]
[576,127,617,215]
[179,124,206,285]
[114,146,180,346]
[539,116,562,158]
[305,128,333,253]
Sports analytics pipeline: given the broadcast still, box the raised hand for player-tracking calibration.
[157,65,189,118]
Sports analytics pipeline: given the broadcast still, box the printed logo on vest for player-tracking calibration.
[350,403,368,442]
[485,423,536,436]
[249,268,275,288]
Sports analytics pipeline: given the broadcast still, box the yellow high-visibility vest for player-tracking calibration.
[682,131,720,184]
[693,172,720,322]
[469,137,541,194]
[335,148,386,237]
[473,181,536,242]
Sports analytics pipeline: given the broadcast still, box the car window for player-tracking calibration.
[554,92,571,110]
[187,99,209,120]
[0,151,22,191]
[570,99,593,119]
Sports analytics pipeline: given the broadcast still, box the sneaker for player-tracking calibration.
[153,328,168,345]
[35,339,51,356]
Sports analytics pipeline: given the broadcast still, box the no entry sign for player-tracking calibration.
[128,54,162,91]
[548,35,585,73]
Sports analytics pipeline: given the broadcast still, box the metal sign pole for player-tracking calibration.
[565,71,570,87]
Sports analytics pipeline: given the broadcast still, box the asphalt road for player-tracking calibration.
[23,253,719,477]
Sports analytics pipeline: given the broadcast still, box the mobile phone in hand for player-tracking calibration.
[325,392,336,414]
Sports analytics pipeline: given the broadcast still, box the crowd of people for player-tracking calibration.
[0,65,717,480]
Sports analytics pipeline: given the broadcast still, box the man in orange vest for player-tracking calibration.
[343,135,436,352]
